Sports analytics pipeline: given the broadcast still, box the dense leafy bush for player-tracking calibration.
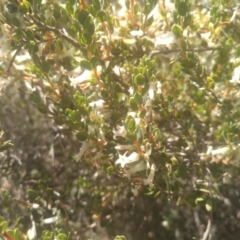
[1,0,240,239]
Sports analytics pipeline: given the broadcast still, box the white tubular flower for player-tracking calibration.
[131,186,139,197]
[128,87,134,95]
[113,125,126,138]
[125,161,147,179]
[130,30,144,37]
[155,31,176,48]
[27,224,37,240]
[75,142,89,162]
[89,99,105,110]
[115,145,133,151]
[148,82,156,99]
[156,81,162,94]
[70,66,102,87]
[98,109,112,119]
[230,65,240,84]
[113,65,125,76]
[210,146,229,156]
[143,163,156,187]
[99,128,106,142]
[70,70,91,87]
[115,152,140,168]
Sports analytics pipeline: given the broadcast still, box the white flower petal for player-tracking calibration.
[75,142,89,162]
[125,152,140,164]
[115,151,140,168]
[130,30,144,37]
[113,125,127,138]
[70,70,91,86]
[115,145,133,150]
[27,224,37,240]
[143,163,156,186]
[89,99,105,110]
[230,66,240,84]
[155,32,176,47]
[210,147,229,155]
[125,161,146,178]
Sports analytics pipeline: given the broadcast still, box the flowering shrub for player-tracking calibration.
[1,0,240,239]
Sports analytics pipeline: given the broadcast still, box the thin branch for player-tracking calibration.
[202,219,211,240]
[27,15,85,51]
[7,44,24,73]
[150,46,221,57]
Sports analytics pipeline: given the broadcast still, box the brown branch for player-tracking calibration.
[150,46,221,57]
[27,15,85,51]
[7,44,24,73]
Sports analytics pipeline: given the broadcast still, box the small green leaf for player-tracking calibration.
[146,16,154,26]
[37,105,48,114]
[183,14,192,28]
[134,92,143,105]
[177,2,188,16]
[41,60,51,73]
[90,56,100,68]
[19,2,30,14]
[176,196,182,206]
[106,166,114,174]
[206,77,215,89]
[129,97,138,111]
[66,2,74,15]
[195,197,204,205]
[224,38,233,52]
[0,141,13,152]
[92,0,101,11]
[97,10,108,22]
[56,233,67,240]
[138,108,147,118]
[171,24,183,38]
[83,15,95,36]
[114,236,127,240]
[81,32,93,45]
[140,83,150,96]
[76,132,88,141]
[178,38,187,52]
[27,189,39,202]
[126,117,136,132]
[11,17,21,27]
[100,90,109,99]
[0,221,8,233]
[31,91,42,104]
[134,74,147,85]
[205,202,212,212]
[77,9,89,25]
[14,229,22,240]
[25,29,35,41]
[199,188,210,193]
[143,2,157,15]
[0,217,5,224]
[80,59,92,70]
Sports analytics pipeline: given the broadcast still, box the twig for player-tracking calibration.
[150,46,221,57]
[201,167,213,240]
[7,44,24,73]
[27,15,85,51]
[202,219,211,240]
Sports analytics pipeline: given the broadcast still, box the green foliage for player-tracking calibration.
[1,0,240,239]
[0,132,13,152]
